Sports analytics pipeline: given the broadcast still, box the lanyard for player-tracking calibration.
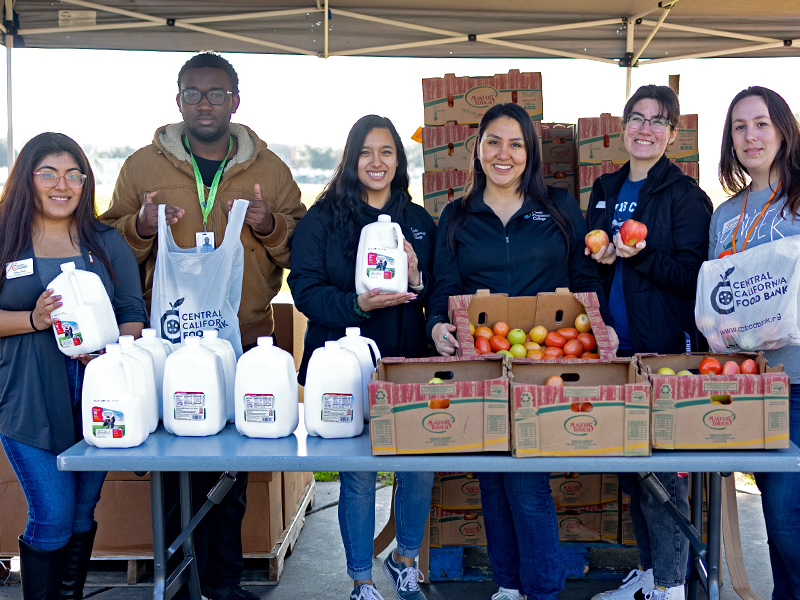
[729,180,782,255]
[185,135,233,230]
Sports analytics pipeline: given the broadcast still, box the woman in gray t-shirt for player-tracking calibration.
[711,85,800,599]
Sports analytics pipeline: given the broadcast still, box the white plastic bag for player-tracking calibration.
[150,200,248,357]
[695,235,800,352]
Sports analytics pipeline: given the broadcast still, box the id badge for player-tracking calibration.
[5,258,34,279]
[195,231,215,252]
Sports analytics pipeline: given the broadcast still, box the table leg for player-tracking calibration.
[151,472,166,600]
[180,472,202,600]
[688,472,704,600]
[706,473,722,600]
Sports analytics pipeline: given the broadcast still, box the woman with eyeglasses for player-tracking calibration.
[585,86,712,600]
[710,86,800,599]
[0,133,147,600]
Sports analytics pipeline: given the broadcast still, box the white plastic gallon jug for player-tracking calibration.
[47,262,119,356]
[337,327,381,423]
[81,344,149,449]
[199,329,237,423]
[234,337,299,438]
[134,329,173,416]
[162,337,226,436]
[355,214,408,294]
[304,341,363,438]
[118,335,159,433]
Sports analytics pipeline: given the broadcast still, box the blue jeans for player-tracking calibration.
[0,358,106,551]
[478,472,563,600]
[338,471,433,581]
[754,384,800,600]
[618,472,689,587]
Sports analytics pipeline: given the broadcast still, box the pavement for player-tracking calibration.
[0,480,774,600]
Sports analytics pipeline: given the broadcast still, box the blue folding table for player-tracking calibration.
[58,424,800,600]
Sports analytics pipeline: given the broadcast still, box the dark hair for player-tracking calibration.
[719,86,800,217]
[314,115,411,261]
[447,103,572,251]
[177,52,239,94]
[622,84,680,128]
[0,132,115,288]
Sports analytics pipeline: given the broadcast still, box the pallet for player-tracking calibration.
[80,479,316,587]
[428,542,639,582]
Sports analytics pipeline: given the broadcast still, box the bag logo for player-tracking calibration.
[711,267,735,315]
[160,297,184,344]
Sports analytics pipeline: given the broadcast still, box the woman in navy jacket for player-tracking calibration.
[288,115,435,600]
[0,133,147,600]
[584,85,712,600]
[428,103,616,600]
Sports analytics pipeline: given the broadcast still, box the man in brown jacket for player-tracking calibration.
[102,52,306,600]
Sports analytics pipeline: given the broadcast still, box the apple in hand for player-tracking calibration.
[585,229,610,254]
[619,219,648,246]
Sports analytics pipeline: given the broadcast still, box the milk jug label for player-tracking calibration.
[321,393,354,423]
[366,252,396,281]
[244,393,276,423]
[91,406,125,439]
[54,320,83,349]
[174,392,206,421]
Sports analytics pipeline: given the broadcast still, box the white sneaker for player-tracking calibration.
[591,569,655,600]
[645,585,685,600]
[351,584,386,600]
[491,588,527,600]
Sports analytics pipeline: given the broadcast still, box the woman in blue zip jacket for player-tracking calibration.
[584,85,712,600]
[288,115,435,600]
[428,103,617,600]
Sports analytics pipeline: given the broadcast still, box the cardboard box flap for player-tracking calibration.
[376,356,505,384]
[510,359,638,386]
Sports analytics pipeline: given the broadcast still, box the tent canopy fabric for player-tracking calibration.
[3,0,800,65]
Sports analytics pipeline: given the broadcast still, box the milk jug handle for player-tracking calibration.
[392,223,405,249]
[366,339,381,368]
[118,355,134,394]
[68,269,86,307]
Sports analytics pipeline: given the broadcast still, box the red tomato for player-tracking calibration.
[474,336,492,355]
[722,360,741,375]
[740,359,759,375]
[474,326,493,340]
[545,331,567,348]
[492,321,510,337]
[577,332,597,352]
[490,335,511,353]
[563,339,583,356]
[545,376,564,386]
[543,346,564,358]
[698,357,722,375]
[580,352,600,360]
[562,354,580,359]
[557,327,579,340]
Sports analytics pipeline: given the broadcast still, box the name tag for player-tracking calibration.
[720,215,739,238]
[195,231,215,252]
[5,258,34,279]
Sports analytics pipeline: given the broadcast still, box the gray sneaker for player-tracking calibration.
[383,552,426,600]
[591,569,655,600]
[491,589,527,600]
[350,583,385,600]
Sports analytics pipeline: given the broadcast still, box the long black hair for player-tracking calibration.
[0,132,114,288]
[314,115,411,261]
[447,102,573,251]
[719,86,800,218]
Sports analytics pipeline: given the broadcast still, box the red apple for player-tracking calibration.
[619,219,648,246]
[585,229,610,254]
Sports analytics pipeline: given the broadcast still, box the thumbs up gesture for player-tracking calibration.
[135,190,185,238]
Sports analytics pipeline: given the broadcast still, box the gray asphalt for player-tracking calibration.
[0,481,773,600]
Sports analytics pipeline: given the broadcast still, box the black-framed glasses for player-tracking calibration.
[626,114,671,132]
[180,88,234,105]
[32,171,87,189]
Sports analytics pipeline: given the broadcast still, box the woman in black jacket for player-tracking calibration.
[288,115,435,600]
[585,85,712,600]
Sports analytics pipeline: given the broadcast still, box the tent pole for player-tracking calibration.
[625,15,634,98]
[6,36,12,171]
[323,0,328,58]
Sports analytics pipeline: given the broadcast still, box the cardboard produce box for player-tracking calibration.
[0,481,29,555]
[241,472,284,553]
[638,353,790,450]
[422,70,543,126]
[429,506,487,547]
[432,472,482,509]
[540,123,576,165]
[510,359,651,457]
[449,288,614,360]
[557,504,619,543]
[422,169,471,221]
[550,473,619,507]
[542,162,576,198]
[369,357,509,455]
[578,162,622,210]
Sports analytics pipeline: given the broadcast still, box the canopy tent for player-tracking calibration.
[2,0,800,163]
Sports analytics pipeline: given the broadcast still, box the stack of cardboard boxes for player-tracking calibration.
[577,113,700,211]
[551,473,620,543]
[420,70,544,222]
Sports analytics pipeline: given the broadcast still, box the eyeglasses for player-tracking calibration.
[626,114,671,132]
[180,88,234,105]
[32,171,87,189]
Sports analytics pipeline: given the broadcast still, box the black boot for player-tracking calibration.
[18,536,67,600]
[59,523,97,600]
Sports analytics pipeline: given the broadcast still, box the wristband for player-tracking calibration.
[409,273,424,292]
[29,311,46,332]
[352,294,371,319]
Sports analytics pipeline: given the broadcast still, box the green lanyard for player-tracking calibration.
[185,135,233,230]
